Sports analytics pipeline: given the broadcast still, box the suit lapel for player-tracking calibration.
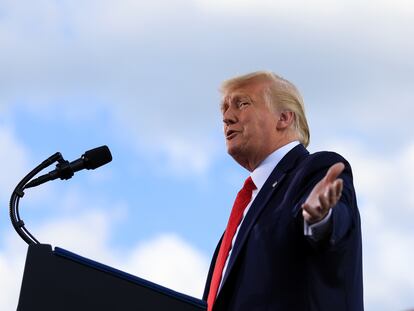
[217,144,309,296]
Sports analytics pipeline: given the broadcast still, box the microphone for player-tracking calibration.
[25,146,112,189]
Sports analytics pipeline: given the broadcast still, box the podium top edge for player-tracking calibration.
[53,246,207,309]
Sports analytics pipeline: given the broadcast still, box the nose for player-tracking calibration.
[223,106,237,125]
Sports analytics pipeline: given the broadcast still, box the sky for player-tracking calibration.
[0,0,413,310]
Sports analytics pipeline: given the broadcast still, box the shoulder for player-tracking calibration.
[307,150,348,164]
[294,150,354,181]
[302,150,351,169]
[284,145,350,172]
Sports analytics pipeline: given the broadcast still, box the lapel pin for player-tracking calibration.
[272,181,278,188]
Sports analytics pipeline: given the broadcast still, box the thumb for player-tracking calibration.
[325,162,345,183]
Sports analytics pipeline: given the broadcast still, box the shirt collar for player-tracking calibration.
[251,141,300,191]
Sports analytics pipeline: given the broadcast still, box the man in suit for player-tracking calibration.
[203,71,363,310]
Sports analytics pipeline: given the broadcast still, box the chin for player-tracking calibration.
[226,143,239,157]
[227,145,245,161]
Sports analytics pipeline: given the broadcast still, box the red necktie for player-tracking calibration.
[207,176,256,311]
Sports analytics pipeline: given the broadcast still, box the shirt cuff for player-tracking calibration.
[303,209,333,240]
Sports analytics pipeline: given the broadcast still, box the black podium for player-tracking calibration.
[17,244,207,310]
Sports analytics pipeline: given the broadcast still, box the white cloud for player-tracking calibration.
[0,208,208,310]
[0,125,30,199]
[1,0,413,175]
[0,0,225,174]
[0,237,26,311]
[0,207,116,311]
[194,0,414,52]
[122,234,209,297]
[161,138,218,176]
[194,0,414,29]
[35,210,115,260]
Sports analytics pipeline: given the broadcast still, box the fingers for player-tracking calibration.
[322,179,343,209]
[302,203,317,223]
[302,206,313,223]
[327,179,343,206]
[302,202,326,224]
[328,184,336,205]
[335,179,343,200]
[325,162,345,183]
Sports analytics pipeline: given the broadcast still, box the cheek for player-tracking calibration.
[250,120,275,142]
[261,116,278,132]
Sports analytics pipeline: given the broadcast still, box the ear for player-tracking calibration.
[276,111,295,130]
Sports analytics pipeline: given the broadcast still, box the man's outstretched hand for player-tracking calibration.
[302,162,345,224]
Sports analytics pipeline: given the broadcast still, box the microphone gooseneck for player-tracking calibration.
[9,145,112,245]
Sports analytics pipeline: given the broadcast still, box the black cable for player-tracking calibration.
[9,152,63,245]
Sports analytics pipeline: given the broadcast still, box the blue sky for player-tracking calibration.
[1,0,414,310]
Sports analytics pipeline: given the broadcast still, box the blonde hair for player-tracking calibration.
[220,71,310,147]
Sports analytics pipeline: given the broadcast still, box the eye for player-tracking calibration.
[237,100,250,109]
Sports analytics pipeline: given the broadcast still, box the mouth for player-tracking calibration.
[226,130,239,140]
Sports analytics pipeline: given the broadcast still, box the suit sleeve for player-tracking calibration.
[294,152,359,248]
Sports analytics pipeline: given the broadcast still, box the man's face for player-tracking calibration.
[221,82,281,170]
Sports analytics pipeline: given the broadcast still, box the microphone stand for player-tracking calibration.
[12,147,207,311]
[9,152,66,245]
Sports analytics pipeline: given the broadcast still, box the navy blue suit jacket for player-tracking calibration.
[203,144,363,311]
